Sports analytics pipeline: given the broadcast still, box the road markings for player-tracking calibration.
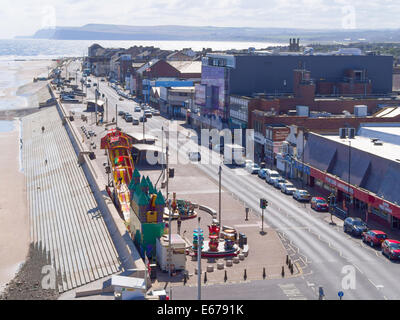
[278,283,307,300]
[353,264,364,274]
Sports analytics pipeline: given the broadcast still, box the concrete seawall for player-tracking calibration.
[48,84,146,278]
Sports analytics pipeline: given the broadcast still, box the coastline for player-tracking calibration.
[0,58,55,295]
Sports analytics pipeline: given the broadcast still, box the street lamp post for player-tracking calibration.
[218,164,222,228]
[348,140,351,215]
[197,216,201,300]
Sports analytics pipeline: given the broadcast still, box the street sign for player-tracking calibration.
[338,291,344,300]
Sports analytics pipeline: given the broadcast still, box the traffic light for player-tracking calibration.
[260,198,268,209]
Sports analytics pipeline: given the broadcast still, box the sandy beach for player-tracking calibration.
[0,59,56,294]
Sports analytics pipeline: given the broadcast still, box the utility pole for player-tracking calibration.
[106,97,108,123]
[143,109,146,141]
[95,87,98,125]
[348,139,351,215]
[218,165,222,228]
[197,216,201,300]
[166,145,169,200]
[168,199,172,278]
[116,104,118,129]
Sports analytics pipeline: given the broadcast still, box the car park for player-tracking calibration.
[343,217,368,236]
[293,189,311,202]
[382,239,400,260]
[311,197,329,212]
[280,183,297,195]
[362,230,387,247]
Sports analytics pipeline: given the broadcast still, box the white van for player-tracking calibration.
[265,169,280,184]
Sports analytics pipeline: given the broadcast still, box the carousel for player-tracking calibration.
[163,192,197,221]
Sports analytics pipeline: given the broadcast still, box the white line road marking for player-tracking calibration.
[353,264,364,274]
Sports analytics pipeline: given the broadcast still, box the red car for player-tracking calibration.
[382,239,400,260]
[362,230,387,247]
[311,197,329,212]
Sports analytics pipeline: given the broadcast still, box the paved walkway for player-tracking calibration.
[22,106,121,293]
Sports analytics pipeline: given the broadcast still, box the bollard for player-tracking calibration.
[290,264,294,275]
[263,267,266,280]
[204,271,207,283]
[224,270,228,282]
[183,274,187,285]
[281,266,285,278]
[244,269,247,281]
[286,255,289,265]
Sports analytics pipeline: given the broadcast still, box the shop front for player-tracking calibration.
[309,166,400,229]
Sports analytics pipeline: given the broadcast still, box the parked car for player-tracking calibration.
[118,111,125,116]
[144,111,153,118]
[273,177,286,189]
[122,112,131,119]
[311,197,329,212]
[125,115,133,122]
[244,160,254,168]
[382,239,400,260]
[247,163,260,174]
[139,116,147,122]
[258,168,267,179]
[362,230,387,247]
[281,183,297,195]
[293,190,311,202]
[266,170,280,184]
[132,118,139,125]
[343,217,368,236]
[152,110,160,116]
[134,106,141,112]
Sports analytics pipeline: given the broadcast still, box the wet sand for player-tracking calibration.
[0,120,28,292]
[0,59,55,294]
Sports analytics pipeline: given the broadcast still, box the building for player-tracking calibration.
[193,52,394,127]
[301,124,400,230]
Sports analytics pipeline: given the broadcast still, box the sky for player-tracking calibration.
[0,0,399,39]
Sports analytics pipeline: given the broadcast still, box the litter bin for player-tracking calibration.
[169,168,175,178]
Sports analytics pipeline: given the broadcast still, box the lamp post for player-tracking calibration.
[197,216,201,300]
[348,139,351,215]
[218,164,222,228]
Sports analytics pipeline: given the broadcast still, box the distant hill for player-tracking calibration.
[18,24,400,43]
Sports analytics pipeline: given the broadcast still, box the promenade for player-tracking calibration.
[22,106,121,293]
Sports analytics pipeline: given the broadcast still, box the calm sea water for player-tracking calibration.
[0,38,283,60]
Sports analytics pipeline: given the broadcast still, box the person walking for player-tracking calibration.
[177,215,182,235]
[41,126,45,133]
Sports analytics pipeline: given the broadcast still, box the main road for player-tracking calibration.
[72,62,400,300]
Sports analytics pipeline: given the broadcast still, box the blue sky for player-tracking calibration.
[1,0,399,39]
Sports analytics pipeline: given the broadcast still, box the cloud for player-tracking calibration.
[1,0,400,39]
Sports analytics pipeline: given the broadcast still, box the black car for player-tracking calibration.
[343,217,368,236]
[139,116,147,122]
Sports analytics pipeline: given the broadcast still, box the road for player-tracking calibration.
[69,61,400,300]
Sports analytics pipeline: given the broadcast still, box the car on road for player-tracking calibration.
[247,163,260,174]
[122,112,131,119]
[343,217,368,236]
[134,106,141,112]
[125,115,133,122]
[132,118,139,125]
[280,182,297,195]
[144,111,153,118]
[258,168,267,179]
[139,116,147,122]
[188,151,201,162]
[382,239,400,260]
[152,110,160,116]
[265,170,280,184]
[293,189,311,202]
[362,230,387,247]
[273,177,286,189]
[310,197,329,212]
[118,111,125,116]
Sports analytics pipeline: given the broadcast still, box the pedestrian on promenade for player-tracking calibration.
[42,126,45,133]
[45,159,48,165]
